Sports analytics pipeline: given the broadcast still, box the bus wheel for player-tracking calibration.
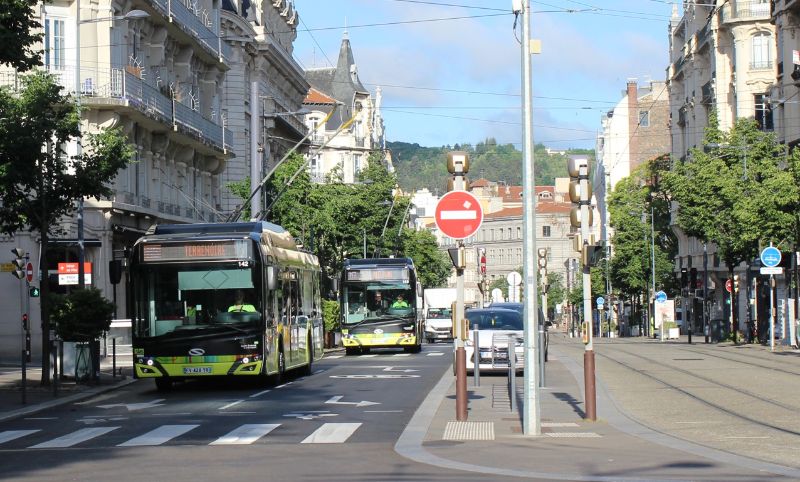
[302,335,314,376]
[155,378,172,391]
[275,349,286,384]
[345,347,359,356]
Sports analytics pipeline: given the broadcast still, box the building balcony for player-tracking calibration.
[701,80,714,104]
[721,1,771,23]
[145,0,232,63]
[749,59,774,71]
[0,66,234,154]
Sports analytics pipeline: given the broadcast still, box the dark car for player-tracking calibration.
[488,302,549,361]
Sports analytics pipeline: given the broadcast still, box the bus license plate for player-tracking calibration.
[183,366,212,374]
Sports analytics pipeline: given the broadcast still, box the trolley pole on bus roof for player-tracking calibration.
[516,0,542,436]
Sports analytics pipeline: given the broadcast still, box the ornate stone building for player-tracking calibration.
[302,33,387,184]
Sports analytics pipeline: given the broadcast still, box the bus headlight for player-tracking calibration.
[146,359,154,366]
[242,357,250,364]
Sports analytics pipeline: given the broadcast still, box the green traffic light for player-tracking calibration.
[29,287,40,298]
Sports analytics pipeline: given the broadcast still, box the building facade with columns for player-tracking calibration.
[0,0,309,361]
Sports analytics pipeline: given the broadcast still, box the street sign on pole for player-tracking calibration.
[434,190,483,240]
[760,246,781,268]
[655,291,667,303]
[26,263,33,283]
[596,296,604,307]
[725,279,732,293]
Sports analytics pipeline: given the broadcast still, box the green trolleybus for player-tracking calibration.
[129,222,323,390]
[339,258,423,355]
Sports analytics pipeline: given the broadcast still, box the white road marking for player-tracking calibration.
[393,353,411,357]
[97,399,165,411]
[23,417,57,420]
[426,352,445,357]
[219,400,244,410]
[361,354,378,358]
[301,423,362,444]
[0,430,39,444]
[283,411,338,420]
[31,427,119,448]
[249,389,271,398]
[210,424,280,445]
[275,382,293,388]
[118,424,198,446]
[325,395,380,407]
[326,355,344,359]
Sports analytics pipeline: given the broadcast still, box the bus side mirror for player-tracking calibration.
[267,266,277,290]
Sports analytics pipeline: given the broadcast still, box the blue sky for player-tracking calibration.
[291,0,677,150]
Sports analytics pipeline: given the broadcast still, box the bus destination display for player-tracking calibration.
[142,240,249,262]
[346,268,408,282]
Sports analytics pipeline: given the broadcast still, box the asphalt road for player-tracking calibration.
[0,343,524,482]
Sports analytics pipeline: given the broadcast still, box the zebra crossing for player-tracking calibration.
[0,421,364,449]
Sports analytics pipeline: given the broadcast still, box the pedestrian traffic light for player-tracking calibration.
[21,313,28,330]
[29,286,40,298]
[690,268,697,287]
[10,247,26,280]
[680,268,688,287]
[733,274,740,292]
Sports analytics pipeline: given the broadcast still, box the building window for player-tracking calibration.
[639,110,649,127]
[44,18,66,70]
[353,154,362,174]
[507,227,512,239]
[750,33,772,70]
[755,94,773,131]
[543,225,551,237]
[517,226,521,239]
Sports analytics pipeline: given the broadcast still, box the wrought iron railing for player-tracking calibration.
[721,1,771,22]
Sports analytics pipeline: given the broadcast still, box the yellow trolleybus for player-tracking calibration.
[339,258,423,355]
[129,221,323,390]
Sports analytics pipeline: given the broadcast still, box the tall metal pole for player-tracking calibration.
[76,0,85,290]
[454,173,467,421]
[581,167,596,422]
[250,81,261,219]
[651,206,660,342]
[704,243,709,343]
[520,0,541,436]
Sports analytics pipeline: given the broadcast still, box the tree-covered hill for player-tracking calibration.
[388,139,594,193]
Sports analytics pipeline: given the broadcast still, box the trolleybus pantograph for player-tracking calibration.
[339,257,423,355]
[128,221,323,390]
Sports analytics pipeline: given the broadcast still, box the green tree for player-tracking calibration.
[663,114,800,340]
[399,228,451,288]
[0,0,43,71]
[50,288,115,342]
[0,72,133,384]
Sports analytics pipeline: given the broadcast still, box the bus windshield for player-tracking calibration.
[342,281,414,324]
[133,263,262,338]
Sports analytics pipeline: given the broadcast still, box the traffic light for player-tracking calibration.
[680,267,688,287]
[22,313,28,330]
[29,286,40,298]
[690,268,697,287]
[448,246,466,269]
[567,157,593,267]
[10,247,26,280]
[733,274,740,292]
[582,243,604,267]
[446,151,469,192]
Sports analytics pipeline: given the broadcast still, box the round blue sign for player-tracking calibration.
[655,291,667,303]
[760,246,782,268]
[596,296,605,306]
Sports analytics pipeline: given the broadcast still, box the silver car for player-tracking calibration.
[488,302,549,362]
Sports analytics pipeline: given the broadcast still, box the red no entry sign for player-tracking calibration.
[26,262,33,283]
[435,190,483,239]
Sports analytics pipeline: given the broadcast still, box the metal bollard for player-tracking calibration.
[21,349,26,405]
[508,335,516,413]
[538,326,546,388]
[473,323,480,387]
[112,338,117,379]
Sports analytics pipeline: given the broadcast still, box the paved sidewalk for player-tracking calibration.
[397,335,800,481]
[0,346,135,423]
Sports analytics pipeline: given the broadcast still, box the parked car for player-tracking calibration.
[464,308,524,373]
[488,302,549,361]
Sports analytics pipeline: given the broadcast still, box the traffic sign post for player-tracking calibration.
[761,246,781,352]
[434,190,483,240]
[655,291,667,303]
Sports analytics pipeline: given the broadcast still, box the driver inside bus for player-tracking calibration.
[391,294,410,309]
[228,290,256,313]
